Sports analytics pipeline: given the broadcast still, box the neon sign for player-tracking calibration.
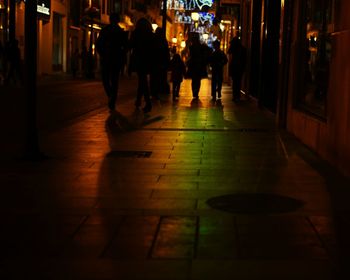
[167,0,213,11]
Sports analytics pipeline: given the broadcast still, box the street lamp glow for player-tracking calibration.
[191,12,199,22]
[219,23,225,31]
[152,23,158,32]
[172,37,178,44]
[180,41,186,48]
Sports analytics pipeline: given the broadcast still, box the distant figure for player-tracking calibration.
[150,27,170,100]
[228,37,247,102]
[96,12,127,111]
[209,40,228,101]
[129,17,155,113]
[169,52,186,101]
[71,48,80,78]
[5,39,22,86]
[186,34,210,99]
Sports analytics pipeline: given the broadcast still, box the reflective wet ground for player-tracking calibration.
[1,78,349,279]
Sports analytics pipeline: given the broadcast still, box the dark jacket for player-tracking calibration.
[209,49,228,74]
[228,38,247,77]
[186,41,210,79]
[153,28,170,72]
[96,24,126,65]
[170,54,186,83]
[129,25,155,74]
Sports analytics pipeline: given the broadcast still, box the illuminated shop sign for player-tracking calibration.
[167,0,213,11]
[23,0,51,17]
[37,0,50,16]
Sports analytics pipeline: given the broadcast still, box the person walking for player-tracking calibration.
[96,12,127,112]
[169,51,186,101]
[209,40,228,101]
[5,39,22,86]
[129,18,155,113]
[186,34,210,99]
[150,27,170,101]
[228,37,247,102]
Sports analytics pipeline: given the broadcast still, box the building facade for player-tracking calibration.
[241,0,350,177]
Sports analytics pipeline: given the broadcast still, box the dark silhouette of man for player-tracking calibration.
[129,18,155,113]
[228,37,247,102]
[150,27,170,100]
[209,40,228,101]
[96,12,127,111]
[186,34,210,99]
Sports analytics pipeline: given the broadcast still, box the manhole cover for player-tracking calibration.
[207,193,303,214]
[107,151,152,158]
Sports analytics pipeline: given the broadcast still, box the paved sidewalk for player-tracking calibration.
[1,78,350,279]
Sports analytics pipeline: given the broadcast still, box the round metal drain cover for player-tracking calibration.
[207,193,303,214]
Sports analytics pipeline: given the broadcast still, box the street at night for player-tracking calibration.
[1,0,350,279]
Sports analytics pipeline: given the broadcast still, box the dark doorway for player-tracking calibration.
[52,12,63,72]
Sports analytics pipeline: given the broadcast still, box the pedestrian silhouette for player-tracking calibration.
[186,33,210,99]
[228,37,247,102]
[209,40,228,101]
[150,27,170,100]
[169,52,186,101]
[5,39,22,86]
[96,12,127,112]
[129,18,155,113]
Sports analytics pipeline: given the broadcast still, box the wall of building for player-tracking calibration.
[287,0,350,177]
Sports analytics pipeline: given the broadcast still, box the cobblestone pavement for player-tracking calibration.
[1,77,350,279]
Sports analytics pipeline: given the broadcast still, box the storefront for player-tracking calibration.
[241,0,350,177]
[285,0,350,177]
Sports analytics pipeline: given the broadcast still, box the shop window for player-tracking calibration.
[296,0,334,118]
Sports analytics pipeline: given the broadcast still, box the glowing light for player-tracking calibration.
[219,23,225,31]
[152,23,158,32]
[172,37,178,44]
[88,24,102,30]
[180,41,186,48]
[202,33,209,40]
[191,12,199,22]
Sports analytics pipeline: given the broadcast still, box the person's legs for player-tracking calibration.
[217,73,223,99]
[108,66,121,110]
[136,71,147,107]
[101,64,111,97]
[143,74,152,113]
[150,70,160,100]
[211,71,218,99]
[191,76,200,98]
[173,81,180,101]
[172,82,177,101]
